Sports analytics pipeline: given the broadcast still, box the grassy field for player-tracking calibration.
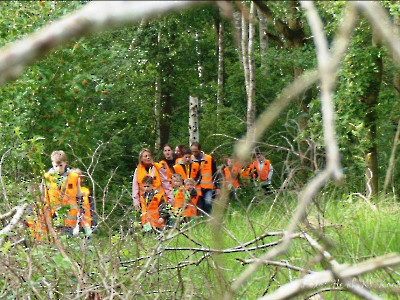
[3,189,400,299]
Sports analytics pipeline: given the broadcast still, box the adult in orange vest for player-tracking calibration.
[190,142,220,215]
[41,150,81,236]
[159,144,176,181]
[251,150,273,190]
[132,148,174,210]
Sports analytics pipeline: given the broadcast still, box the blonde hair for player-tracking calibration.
[184,178,196,186]
[70,168,82,176]
[172,173,183,183]
[51,150,67,163]
[138,148,152,164]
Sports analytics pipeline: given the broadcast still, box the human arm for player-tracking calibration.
[132,168,141,210]
[157,165,174,204]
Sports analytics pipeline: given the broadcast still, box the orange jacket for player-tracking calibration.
[140,192,164,228]
[173,162,202,195]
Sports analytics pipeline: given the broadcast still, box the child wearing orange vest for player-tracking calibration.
[70,168,95,236]
[222,157,240,190]
[41,150,81,237]
[183,178,199,219]
[173,146,201,195]
[139,176,168,231]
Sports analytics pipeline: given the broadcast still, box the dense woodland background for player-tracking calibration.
[0,1,399,198]
[1,1,400,299]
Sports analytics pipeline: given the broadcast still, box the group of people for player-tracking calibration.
[25,143,273,239]
[25,151,97,241]
[132,142,273,231]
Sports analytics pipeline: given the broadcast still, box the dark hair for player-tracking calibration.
[182,146,192,156]
[141,175,154,185]
[190,141,201,150]
[163,144,173,151]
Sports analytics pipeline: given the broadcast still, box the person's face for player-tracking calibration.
[185,181,195,190]
[191,146,201,159]
[183,154,191,164]
[256,153,263,162]
[172,177,182,188]
[227,158,233,167]
[79,175,85,184]
[163,146,173,160]
[142,183,153,193]
[175,146,182,157]
[52,161,67,174]
[141,151,153,165]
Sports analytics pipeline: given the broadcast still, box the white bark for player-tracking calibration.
[189,95,199,144]
[217,19,224,130]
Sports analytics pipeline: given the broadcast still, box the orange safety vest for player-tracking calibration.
[140,192,164,228]
[240,165,252,186]
[222,166,240,188]
[252,159,271,182]
[159,159,174,180]
[135,163,164,197]
[43,171,80,228]
[80,186,92,227]
[173,162,199,180]
[184,191,199,218]
[172,187,188,211]
[173,162,202,196]
[197,154,214,189]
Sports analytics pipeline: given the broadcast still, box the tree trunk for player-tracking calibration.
[216,16,225,131]
[154,31,162,151]
[364,27,382,197]
[247,2,256,133]
[257,7,268,75]
[383,16,400,194]
[189,95,199,144]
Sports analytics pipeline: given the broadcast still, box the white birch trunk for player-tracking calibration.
[247,2,256,136]
[189,95,199,144]
[217,19,224,130]
[257,7,268,75]
[154,30,162,151]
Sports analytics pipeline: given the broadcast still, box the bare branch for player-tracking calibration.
[259,253,400,300]
[0,1,210,86]
[0,204,27,246]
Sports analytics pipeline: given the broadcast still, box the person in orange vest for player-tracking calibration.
[139,175,168,231]
[41,150,81,236]
[159,144,176,182]
[250,149,273,191]
[170,174,199,221]
[132,148,174,211]
[190,142,220,215]
[174,144,185,164]
[70,168,96,236]
[173,146,201,194]
[171,173,187,215]
[222,157,241,191]
[183,178,199,219]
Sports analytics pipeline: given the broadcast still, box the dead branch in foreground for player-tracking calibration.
[259,253,400,300]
